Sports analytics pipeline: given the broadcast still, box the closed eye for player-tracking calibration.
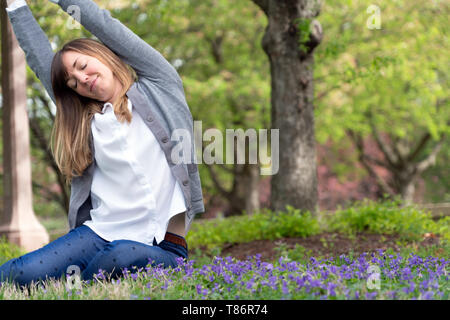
[69,64,87,89]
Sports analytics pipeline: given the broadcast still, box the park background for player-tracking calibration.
[0,0,448,300]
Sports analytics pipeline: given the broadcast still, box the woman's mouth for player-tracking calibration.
[90,77,97,92]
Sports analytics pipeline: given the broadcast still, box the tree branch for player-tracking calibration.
[407,132,431,162]
[347,129,396,196]
[415,134,446,174]
[315,83,341,101]
[366,109,398,169]
[38,94,55,123]
[205,163,232,199]
[205,32,225,64]
[391,136,406,168]
[361,154,391,169]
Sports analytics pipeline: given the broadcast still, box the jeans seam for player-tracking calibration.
[159,242,188,259]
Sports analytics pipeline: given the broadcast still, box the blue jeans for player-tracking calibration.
[0,225,188,288]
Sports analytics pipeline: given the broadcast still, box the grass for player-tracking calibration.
[0,198,448,300]
[186,197,449,255]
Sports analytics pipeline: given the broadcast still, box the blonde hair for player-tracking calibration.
[50,38,137,185]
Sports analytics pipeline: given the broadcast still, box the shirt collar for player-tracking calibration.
[101,99,132,114]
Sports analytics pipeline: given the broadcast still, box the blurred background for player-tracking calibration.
[0,0,448,241]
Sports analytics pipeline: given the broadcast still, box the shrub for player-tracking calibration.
[325,198,446,241]
[187,205,320,251]
[0,236,26,265]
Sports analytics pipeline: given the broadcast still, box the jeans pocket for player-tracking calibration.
[160,241,188,261]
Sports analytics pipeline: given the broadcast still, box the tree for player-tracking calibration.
[159,0,272,216]
[251,0,323,215]
[313,0,449,205]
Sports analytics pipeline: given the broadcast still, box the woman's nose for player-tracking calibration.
[79,75,89,85]
[75,71,89,85]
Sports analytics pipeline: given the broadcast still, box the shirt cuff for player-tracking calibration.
[5,0,28,12]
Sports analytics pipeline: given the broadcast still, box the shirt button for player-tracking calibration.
[182,180,189,186]
[146,115,154,122]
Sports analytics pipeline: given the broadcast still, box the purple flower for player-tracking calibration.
[327,282,338,297]
[223,273,234,284]
[175,256,185,266]
[402,281,415,294]
[196,284,203,295]
[387,290,397,299]
[263,262,274,271]
[309,279,321,288]
[343,288,351,299]
[130,273,139,281]
[422,291,434,300]
[401,267,414,281]
[282,280,289,295]
[122,267,129,279]
[96,269,105,280]
[365,291,378,300]
[329,265,338,274]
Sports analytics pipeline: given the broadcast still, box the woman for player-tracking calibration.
[0,0,204,288]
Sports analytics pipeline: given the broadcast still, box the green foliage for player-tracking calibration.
[186,206,320,251]
[0,240,447,300]
[326,198,447,241]
[294,17,312,54]
[434,216,450,242]
[0,236,27,265]
[187,198,450,253]
[274,243,314,265]
[1,199,448,300]
[314,0,449,202]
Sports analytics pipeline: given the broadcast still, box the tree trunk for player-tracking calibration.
[253,0,322,216]
[245,163,260,214]
[226,163,260,216]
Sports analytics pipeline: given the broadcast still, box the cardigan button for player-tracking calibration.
[162,137,169,143]
[182,180,189,186]
[146,115,154,122]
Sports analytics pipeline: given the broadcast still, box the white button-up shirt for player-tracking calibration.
[83,99,187,245]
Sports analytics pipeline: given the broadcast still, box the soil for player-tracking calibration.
[204,232,444,262]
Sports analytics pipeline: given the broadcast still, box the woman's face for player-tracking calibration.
[62,50,122,104]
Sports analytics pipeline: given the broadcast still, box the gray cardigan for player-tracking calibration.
[6,0,204,235]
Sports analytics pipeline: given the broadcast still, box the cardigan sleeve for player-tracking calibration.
[6,3,57,104]
[55,0,182,85]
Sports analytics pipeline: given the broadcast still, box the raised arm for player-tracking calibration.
[6,0,56,104]
[53,0,181,85]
